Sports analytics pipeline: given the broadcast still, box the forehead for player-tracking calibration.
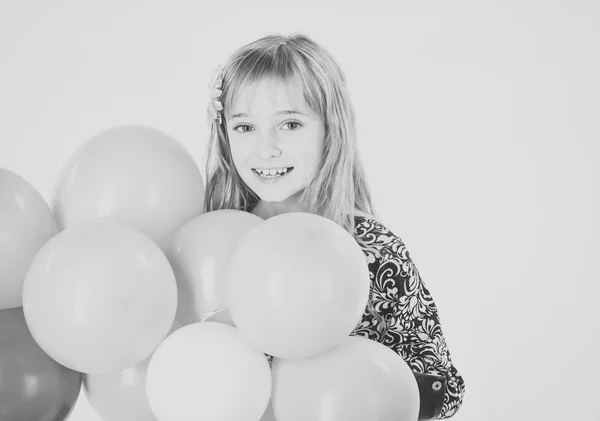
[229,78,310,115]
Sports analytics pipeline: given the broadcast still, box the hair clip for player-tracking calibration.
[208,65,224,125]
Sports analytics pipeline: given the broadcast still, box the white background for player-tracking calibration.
[1,1,599,420]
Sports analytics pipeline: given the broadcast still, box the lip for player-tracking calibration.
[251,166,294,171]
[252,167,294,183]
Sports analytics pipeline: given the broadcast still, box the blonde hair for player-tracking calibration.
[204,33,375,234]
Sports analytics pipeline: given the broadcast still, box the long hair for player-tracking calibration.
[204,33,375,234]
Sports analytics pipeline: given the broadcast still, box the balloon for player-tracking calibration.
[0,168,57,309]
[22,221,178,374]
[0,307,82,421]
[146,322,271,421]
[271,336,420,421]
[83,320,182,421]
[199,310,276,421]
[226,212,370,359]
[165,210,263,325]
[51,125,204,250]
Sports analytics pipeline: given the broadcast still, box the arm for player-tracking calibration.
[353,234,465,420]
[379,249,465,420]
[414,372,448,420]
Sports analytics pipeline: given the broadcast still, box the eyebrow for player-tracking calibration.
[230,110,308,119]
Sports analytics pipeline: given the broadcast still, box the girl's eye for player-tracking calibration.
[232,122,301,133]
[233,124,253,133]
[282,121,301,130]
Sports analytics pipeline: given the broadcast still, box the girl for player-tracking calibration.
[204,33,465,420]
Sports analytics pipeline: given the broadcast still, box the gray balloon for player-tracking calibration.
[0,307,82,421]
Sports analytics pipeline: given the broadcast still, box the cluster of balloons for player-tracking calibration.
[0,125,420,421]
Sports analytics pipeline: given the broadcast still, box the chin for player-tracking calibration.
[255,190,294,203]
[250,185,304,204]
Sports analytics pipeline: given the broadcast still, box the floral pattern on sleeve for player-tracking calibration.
[351,216,465,419]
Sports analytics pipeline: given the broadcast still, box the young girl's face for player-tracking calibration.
[226,78,325,204]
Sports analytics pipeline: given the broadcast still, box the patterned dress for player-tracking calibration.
[350,215,465,419]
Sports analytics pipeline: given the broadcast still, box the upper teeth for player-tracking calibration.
[256,167,289,175]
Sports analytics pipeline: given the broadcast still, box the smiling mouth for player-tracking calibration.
[252,167,294,179]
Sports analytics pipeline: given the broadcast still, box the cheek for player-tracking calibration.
[228,139,250,169]
[301,139,325,172]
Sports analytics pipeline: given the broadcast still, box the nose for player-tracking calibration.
[255,129,281,159]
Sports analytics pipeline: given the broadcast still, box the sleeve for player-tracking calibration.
[353,236,466,420]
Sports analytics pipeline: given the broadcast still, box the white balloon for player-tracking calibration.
[85,357,158,421]
[22,221,178,374]
[165,210,263,326]
[84,320,181,421]
[52,125,204,250]
[226,212,370,359]
[146,322,271,421]
[272,336,420,421]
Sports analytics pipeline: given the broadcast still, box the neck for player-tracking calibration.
[250,192,305,219]
[250,200,302,219]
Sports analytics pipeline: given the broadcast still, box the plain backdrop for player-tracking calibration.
[1,1,599,420]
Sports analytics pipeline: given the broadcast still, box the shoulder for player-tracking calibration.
[353,215,413,266]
